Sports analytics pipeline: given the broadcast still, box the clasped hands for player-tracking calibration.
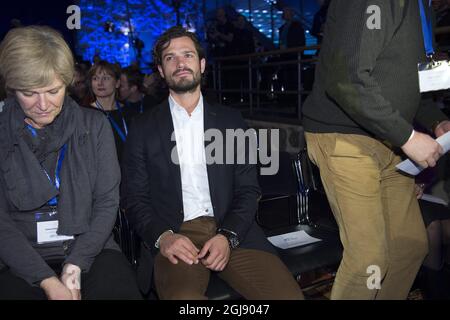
[159,231,231,272]
[40,264,81,300]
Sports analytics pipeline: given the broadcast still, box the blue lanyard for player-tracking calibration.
[27,123,67,206]
[45,144,67,206]
[419,0,434,57]
[26,124,38,137]
[95,100,128,142]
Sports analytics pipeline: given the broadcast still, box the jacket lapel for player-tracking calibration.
[203,102,219,210]
[156,100,183,203]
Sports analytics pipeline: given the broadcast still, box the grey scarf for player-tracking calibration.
[0,96,92,235]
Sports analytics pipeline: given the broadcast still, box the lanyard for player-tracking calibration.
[26,124,67,206]
[95,100,128,142]
[419,0,434,57]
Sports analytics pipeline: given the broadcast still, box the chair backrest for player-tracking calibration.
[257,151,300,229]
[258,151,297,197]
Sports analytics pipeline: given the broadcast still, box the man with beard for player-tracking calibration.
[121,26,304,300]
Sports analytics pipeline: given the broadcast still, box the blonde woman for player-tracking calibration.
[0,26,141,300]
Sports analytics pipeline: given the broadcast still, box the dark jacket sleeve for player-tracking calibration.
[218,111,261,243]
[0,180,56,286]
[121,117,172,248]
[64,116,121,271]
[324,0,414,147]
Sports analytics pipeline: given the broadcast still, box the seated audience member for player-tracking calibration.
[416,170,450,299]
[119,66,160,116]
[142,71,168,107]
[68,62,90,107]
[88,61,129,162]
[121,26,304,300]
[0,26,141,300]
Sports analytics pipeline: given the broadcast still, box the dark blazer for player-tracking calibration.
[121,99,275,293]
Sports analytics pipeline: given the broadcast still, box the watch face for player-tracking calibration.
[228,235,239,249]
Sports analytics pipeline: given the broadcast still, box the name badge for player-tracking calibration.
[36,210,74,245]
[418,60,450,93]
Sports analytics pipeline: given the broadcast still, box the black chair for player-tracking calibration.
[115,209,242,300]
[257,148,343,285]
[115,148,342,299]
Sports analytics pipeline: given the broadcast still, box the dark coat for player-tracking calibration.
[0,97,120,286]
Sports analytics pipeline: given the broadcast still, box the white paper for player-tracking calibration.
[396,131,450,176]
[420,193,449,207]
[37,221,74,244]
[267,230,322,249]
[419,61,450,93]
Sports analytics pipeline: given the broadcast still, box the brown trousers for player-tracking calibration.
[305,133,428,299]
[154,217,304,300]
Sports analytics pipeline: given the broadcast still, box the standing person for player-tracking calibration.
[302,0,450,299]
[278,7,305,50]
[121,26,304,300]
[207,8,235,58]
[278,7,306,96]
[0,26,141,300]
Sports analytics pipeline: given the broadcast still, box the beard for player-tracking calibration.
[165,68,202,93]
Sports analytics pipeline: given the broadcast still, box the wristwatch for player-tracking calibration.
[217,228,240,250]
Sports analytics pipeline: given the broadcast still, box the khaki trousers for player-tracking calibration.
[305,133,428,300]
[154,217,304,300]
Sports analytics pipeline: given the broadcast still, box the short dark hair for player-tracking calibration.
[153,26,205,67]
[121,66,144,92]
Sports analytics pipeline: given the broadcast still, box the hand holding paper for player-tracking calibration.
[400,131,443,169]
[397,131,450,176]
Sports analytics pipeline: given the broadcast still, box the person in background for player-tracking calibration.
[0,25,141,300]
[232,15,255,55]
[311,0,331,44]
[68,63,90,107]
[88,61,128,162]
[415,166,450,299]
[119,66,160,117]
[278,7,305,50]
[208,7,235,58]
[142,72,168,107]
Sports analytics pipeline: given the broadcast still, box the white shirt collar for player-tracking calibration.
[169,94,203,118]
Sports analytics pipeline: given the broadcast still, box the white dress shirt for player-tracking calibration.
[169,95,214,222]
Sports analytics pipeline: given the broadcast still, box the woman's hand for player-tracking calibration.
[40,276,74,300]
[60,264,81,300]
[415,183,425,199]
